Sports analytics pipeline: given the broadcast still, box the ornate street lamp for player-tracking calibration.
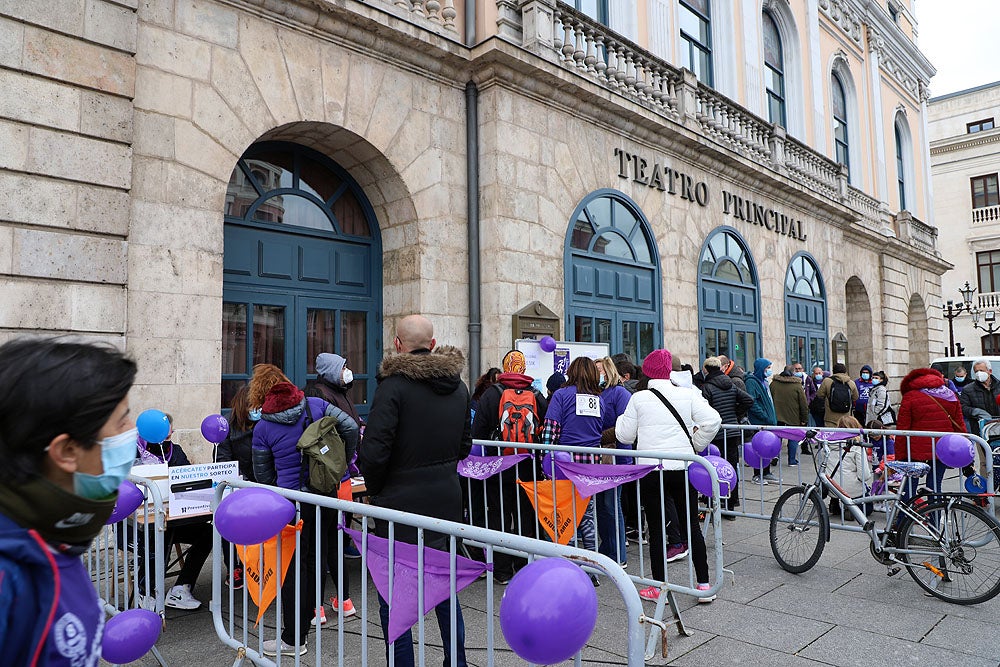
[942,281,976,357]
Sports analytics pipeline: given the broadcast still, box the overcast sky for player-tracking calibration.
[916,0,1000,97]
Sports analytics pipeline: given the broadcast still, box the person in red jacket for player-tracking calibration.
[895,367,965,498]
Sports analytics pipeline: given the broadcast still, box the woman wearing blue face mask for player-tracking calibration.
[0,338,137,667]
[744,358,778,483]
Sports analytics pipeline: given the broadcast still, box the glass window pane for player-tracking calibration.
[571,214,594,250]
[734,331,746,366]
[717,329,730,358]
[633,228,652,264]
[639,322,655,360]
[716,259,742,282]
[246,155,293,191]
[306,309,336,374]
[332,190,371,237]
[709,233,727,260]
[705,328,717,357]
[596,318,612,344]
[575,316,594,342]
[612,200,634,234]
[254,194,333,231]
[253,305,285,367]
[762,12,782,69]
[622,321,637,364]
[744,332,757,370]
[342,311,368,376]
[832,76,846,119]
[592,231,634,260]
[587,198,612,229]
[299,156,342,202]
[221,379,245,411]
[222,303,248,374]
[226,167,259,217]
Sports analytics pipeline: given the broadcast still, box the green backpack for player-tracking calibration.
[296,405,348,495]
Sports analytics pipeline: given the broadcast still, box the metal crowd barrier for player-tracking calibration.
[87,474,169,666]
[464,439,728,660]
[209,480,658,666]
[710,424,996,529]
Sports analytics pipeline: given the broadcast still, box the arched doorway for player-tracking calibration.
[564,189,662,363]
[844,276,873,371]
[907,293,929,368]
[221,141,382,417]
[784,253,828,370]
[698,227,761,371]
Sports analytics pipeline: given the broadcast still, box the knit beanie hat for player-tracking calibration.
[546,372,565,394]
[642,349,673,380]
[262,382,304,414]
[503,350,527,374]
[316,353,347,384]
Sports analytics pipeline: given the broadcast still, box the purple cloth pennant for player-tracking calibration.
[457,454,530,480]
[770,427,859,442]
[552,461,657,497]
[344,527,488,644]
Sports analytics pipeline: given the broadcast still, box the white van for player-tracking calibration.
[929,356,1000,380]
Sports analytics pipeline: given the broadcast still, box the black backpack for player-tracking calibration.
[829,378,852,414]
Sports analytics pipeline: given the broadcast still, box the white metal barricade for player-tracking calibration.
[209,480,660,666]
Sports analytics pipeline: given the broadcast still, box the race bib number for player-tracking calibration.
[576,394,600,417]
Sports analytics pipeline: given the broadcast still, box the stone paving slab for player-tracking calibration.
[677,598,834,654]
[666,635,834,666]
[919,613,1000,660]
[797,624,999,667]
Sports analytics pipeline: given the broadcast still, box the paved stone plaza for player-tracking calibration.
[126,497,1000,666]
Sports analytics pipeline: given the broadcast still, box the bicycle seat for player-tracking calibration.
[885,461,931,478]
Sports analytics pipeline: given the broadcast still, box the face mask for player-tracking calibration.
[861,373,871,381]
[249,408,262,422]
[955,376,966,384]
[871,378,880,386]
[976,371,990,383]
[795,371,805,379]
[814,373,824,381]
[764,368,773,378]
[74,428,138,500]
[599,373,606,387]
[342,368,354,385]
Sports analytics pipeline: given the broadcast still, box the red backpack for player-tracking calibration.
[495,385,541,455]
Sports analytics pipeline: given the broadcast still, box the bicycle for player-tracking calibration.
[768,429,1000,605]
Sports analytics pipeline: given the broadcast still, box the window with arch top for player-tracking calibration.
[832,73,850,176]
[699,229,754,285]
[785,254,822,297]
[679,0,712,86]
[570,195,654,264]
[763,10,785,127]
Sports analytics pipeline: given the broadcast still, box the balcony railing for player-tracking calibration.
[973,205,1000,224]
[373,0,459,36]
[980,292,1000,310]
[894,210,938,253]
[502,0,937,253]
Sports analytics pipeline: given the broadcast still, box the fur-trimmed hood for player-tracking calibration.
[378,346,465,395]
[772,374,803,385]
[900,367,946,393]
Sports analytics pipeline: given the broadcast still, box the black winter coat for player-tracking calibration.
[959,376,1000,436]
[217,426,256,482]
[701,370,753,448]
[358,346,471,547]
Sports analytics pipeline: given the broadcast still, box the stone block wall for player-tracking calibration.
[0,1,136,348]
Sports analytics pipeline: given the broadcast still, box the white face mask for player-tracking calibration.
[342,368,354,385]
[976,370,990,383]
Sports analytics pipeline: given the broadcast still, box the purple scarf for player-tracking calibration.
[920,386,958,402]
[136,436,172,464]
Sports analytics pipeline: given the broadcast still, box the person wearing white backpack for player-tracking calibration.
[615,349,721,603]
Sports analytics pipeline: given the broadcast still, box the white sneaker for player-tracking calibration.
[165,584,201,610]
[135,593,156,611]
[262,639,307,657]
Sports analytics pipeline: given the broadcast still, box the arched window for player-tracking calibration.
[565,190,661,364]
[763,11,785,127]
[894,113,915,212]
[697,228,760,372]
[832,73,850,176]
[222,142,381,415]
[679,0,712,86]
[784,254,828,371]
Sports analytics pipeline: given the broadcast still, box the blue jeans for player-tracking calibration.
[377,592,467,667]
[572,498,596,551]
[596,488,627,564]
[787,439,799,465]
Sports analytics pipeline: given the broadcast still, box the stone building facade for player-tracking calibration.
[0,0,946,458]
[929,81,1000,357]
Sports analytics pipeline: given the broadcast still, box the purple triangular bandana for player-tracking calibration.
[553,461,657,497]
[457,454,530,480]
[345,527,488,644]
[770,427,859,442]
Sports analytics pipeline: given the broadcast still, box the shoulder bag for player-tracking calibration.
[647,388,697,453]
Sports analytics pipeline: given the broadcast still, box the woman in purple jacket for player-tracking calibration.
[251,381,359,657]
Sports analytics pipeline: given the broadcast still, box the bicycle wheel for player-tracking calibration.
[898,500,1000,605]
[770,486,828,573]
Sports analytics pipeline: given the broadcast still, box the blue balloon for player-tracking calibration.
[102,609,161,664]
[136,409,170,444]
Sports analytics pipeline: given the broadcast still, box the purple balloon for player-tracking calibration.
[102,609,162,664]
[500,558,598,664]
[689,455,736,497]
[200,414,230,444]
[214,487,295,545]
[539,336,557,353]
[107,480,144,524]
[706,443,721,457]
[751,430,782,460]
[541,450,572,479]
[743,443,766,470]
[936,433,975,468]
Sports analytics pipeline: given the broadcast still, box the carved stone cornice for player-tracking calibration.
[866,25,885,56]
[818,0,863,46]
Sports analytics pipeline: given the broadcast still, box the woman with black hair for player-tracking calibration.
[0,338,137,665]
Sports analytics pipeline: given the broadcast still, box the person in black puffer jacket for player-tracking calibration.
[217,385,256,481]
[700,356,753,513]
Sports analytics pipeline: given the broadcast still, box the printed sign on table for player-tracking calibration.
[168,461,239,517]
